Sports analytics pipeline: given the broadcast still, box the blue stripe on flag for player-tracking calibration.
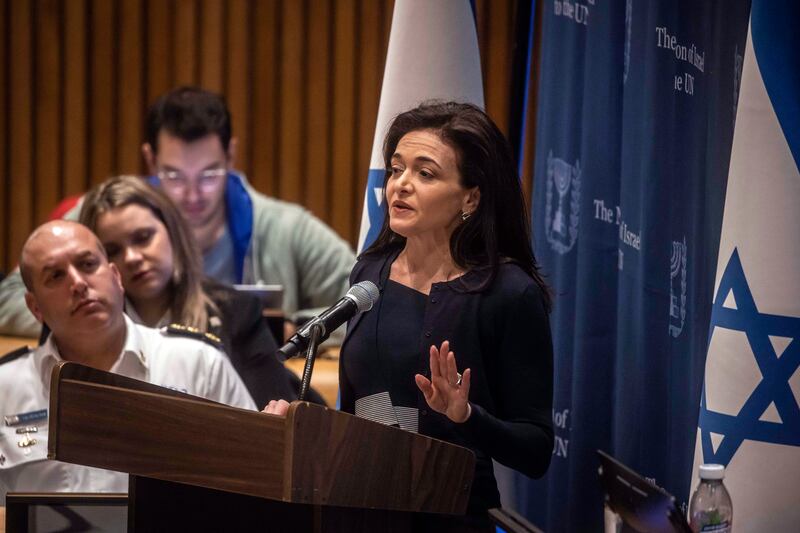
[362,168,386,252]
[751,0,800,170]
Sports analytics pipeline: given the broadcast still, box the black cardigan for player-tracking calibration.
[340,250,554,512]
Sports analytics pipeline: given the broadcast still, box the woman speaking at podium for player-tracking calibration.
[340,102,554,530]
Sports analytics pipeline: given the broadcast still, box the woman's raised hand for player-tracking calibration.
[414,340,472,423]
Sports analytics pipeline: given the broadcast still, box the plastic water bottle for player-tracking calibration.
[689,464,732,532]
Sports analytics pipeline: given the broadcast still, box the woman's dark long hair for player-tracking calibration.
[363,101,551,310]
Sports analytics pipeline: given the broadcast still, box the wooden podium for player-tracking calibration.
[47,362,475,532]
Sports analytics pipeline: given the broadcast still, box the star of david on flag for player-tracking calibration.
[698,249,800,467]
[357,0,484,253]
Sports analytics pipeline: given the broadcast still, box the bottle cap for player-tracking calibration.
[699,464,725,480]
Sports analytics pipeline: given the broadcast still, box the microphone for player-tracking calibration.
[278,281,379,359]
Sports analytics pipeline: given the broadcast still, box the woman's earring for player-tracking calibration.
[461,211,471,221]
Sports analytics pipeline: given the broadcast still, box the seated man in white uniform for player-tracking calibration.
[0,220,255,503]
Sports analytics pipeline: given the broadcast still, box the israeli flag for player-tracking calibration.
[357,0,484,253]
[692,2,800,531]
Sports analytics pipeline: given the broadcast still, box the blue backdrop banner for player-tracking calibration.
[520,1,751,530]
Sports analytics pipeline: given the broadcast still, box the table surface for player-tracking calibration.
[284,352,339,408]
[0,335,35,359]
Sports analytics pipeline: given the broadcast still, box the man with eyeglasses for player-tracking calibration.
[0,87,356,339]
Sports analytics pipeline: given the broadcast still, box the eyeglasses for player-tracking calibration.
[157,168,227,193]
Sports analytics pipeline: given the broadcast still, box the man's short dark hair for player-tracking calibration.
[145,86,232,153]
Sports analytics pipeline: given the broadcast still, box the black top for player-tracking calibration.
[343,279,427,432]
[340,249,554,513]
[379,281,428,410]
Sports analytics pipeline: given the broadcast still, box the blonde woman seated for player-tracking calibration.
[79,176,308,408]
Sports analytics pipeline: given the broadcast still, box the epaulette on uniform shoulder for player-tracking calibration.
[164,324,223,350]
[0,345,32,366]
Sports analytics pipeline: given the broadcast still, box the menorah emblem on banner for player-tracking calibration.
[544,150,581,255]
[669,237,688,338]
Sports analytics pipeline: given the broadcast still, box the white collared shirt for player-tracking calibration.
[0,314,256,503]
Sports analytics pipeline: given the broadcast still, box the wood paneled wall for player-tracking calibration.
[0,0,525,274]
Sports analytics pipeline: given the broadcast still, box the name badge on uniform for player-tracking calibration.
[4,410,46,456]
[4,408,47,427]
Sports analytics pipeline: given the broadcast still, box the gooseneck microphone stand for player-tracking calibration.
[297,322,324,402]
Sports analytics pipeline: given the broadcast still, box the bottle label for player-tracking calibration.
[699,522,730,533]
